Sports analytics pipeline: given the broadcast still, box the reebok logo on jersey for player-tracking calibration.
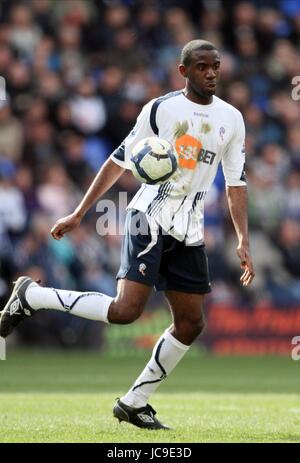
[10,299,20,316]
[193,112,208,117]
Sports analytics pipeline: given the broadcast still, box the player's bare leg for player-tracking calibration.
[0,277,151,337]
[108,279,151,324]
[164,290,206,345]
[117,290,205,429]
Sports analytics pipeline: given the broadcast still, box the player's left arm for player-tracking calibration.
[222,110,255,287]
[226,185,254,286]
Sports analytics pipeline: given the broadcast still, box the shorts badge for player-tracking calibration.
[139,263,147,276]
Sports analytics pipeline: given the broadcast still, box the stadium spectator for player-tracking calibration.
[0,97,23,162]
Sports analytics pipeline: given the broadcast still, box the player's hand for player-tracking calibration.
[237,244,255,286]
[50,213,82,240]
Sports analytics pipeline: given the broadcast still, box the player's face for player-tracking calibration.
[179,49,221,100]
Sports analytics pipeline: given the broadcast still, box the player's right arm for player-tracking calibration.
[51,100,155,240]
[51,158,125,240]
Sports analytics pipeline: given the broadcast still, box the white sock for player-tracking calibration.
[25,285,113,323]
[121,328,190,408]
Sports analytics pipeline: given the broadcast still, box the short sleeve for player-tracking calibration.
[222,110,247,187]
[110,100,156,170]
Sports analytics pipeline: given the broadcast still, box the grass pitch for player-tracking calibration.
[0,350,299,443]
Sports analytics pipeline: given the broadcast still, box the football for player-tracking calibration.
[130,137,178,184]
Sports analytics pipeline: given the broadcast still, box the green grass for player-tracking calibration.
[0,350,300,443]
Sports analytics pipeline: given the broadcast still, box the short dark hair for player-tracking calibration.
[180,40,218,66]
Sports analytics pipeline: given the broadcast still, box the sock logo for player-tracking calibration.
[10,299,20,316]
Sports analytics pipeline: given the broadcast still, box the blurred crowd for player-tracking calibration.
[1,0,300,346]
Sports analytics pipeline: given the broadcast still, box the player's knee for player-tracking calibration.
[175,315,205,343]
[108,300,144,324]
[117,309,141,324]
[186,317,205,339]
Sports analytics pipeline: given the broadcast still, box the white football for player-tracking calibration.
[130,137,178,184]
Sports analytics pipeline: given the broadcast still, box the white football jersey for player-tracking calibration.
[110,90,246,244]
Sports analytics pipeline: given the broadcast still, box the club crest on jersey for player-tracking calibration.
[219,126,225,141]
[139,263,147,276]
